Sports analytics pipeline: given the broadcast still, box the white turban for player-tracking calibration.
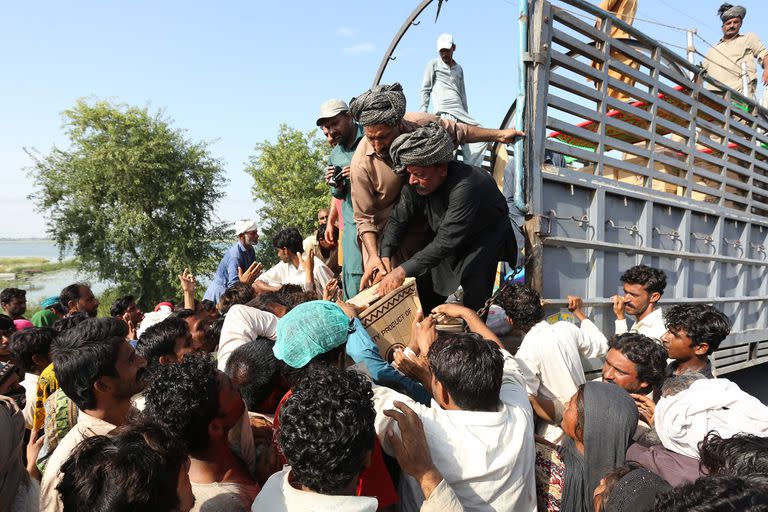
[655,378,768,459]
[136,305,173,339]
[234,219,258,236]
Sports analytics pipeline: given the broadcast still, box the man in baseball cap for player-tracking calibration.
[202,219,263,305]
[317,98,366,299]
[421,33,489,168]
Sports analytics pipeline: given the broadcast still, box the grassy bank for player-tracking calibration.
[0,257,78,275]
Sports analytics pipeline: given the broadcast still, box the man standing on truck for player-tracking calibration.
[612,264,668,342]
[701,3,768,97]
[420,34,487,167]
[375,123,518,311]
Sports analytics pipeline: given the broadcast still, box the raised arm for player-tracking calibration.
[420,60,436,112]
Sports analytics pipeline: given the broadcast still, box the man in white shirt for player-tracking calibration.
[216,304,277,372]
[612,264,668,342]
[40,318,148,512]
[496,285,608,443]
[254,228,334,298]
[373,329,537,512]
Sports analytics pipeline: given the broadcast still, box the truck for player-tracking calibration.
[374,0,768,376]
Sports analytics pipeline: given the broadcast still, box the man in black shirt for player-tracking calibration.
[377,123,517,311]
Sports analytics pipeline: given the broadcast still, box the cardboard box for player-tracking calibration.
[350,278,422,363]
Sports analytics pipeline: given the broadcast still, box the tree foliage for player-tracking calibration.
[244,124,330,266]
[28,99,229,309]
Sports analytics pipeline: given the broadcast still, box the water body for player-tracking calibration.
[0,239,72,260]
[0,240,107,303]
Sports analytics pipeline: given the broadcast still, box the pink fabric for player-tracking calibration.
[335,198,344,230]
[13,319,33,331]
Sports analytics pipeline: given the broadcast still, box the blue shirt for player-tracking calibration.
[203,241,256,304]
[345,318,431,406]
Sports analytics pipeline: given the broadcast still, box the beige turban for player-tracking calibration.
[389,122,455,175]
[349,83,407,127]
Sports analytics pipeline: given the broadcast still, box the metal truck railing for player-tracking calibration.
[519,0,768,374]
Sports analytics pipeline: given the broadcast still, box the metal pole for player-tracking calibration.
[686,29,696,80]
[512,0,529,214]
[741,60,750,99]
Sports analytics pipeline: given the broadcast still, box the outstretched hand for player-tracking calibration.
[238,261,263,285]
[410,310,437,356]
[179,267,196,293]
[360,256,388,291]
[323,278,341,302]
[383,401,443,499]
[498,128,526,143]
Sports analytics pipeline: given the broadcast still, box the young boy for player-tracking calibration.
[661,304,731,378]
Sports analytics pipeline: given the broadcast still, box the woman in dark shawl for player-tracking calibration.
[534,381,638,511]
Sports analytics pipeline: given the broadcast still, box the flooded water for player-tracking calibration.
[0,240,108,303]
[0,239,72,260]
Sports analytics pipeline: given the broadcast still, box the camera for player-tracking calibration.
[328,165,344,188]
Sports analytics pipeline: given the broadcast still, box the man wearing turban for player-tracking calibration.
[701,3,768,97]
[348,83,523,297]
[376,123,518,311]
[203,219,262,304]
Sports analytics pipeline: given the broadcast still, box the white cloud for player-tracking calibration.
[336,26,357,38]
[342,43,375,56]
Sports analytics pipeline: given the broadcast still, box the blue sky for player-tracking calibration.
[2,0,766,238]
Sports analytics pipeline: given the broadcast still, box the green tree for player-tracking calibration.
[28,99,229,309]
[244,124,330,266]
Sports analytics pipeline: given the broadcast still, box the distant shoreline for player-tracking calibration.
[0,238,54,242]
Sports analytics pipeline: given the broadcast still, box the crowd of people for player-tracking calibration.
[2,19,768,512]
[2,260,767,511]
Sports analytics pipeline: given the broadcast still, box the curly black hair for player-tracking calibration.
[278,365,375,494]
[109,295,135,317]
[699,431,768,476]
[494,284,545,332]
[225,338,282,413]
[654,474,768,511]
[51,318,127,411]
[136,317,189,368]
[663,304,731,354]
[142,353,219,453]
[272,228,303,254]
[219,283,255,315]
[608,333,667,391]
[9,326,56,372]
[620,265,667,296]
[57,420,188,512]
[428,332,504,411]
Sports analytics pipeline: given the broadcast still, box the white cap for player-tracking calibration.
[316,99,349,126]
[437,33,454,51]
[234,219,258,236]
